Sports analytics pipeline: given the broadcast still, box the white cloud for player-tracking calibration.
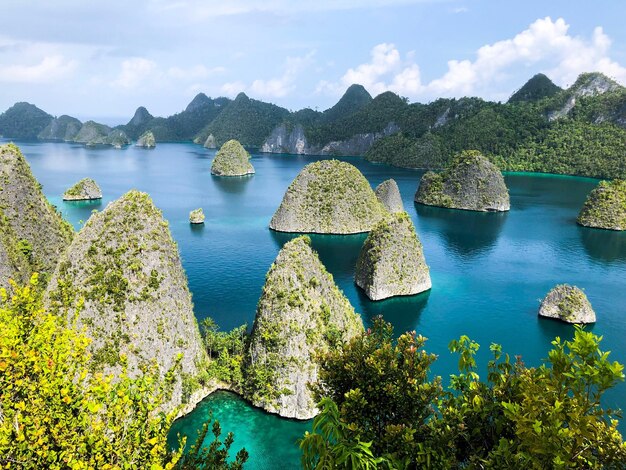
[167,65,225,80]
[226,51,315,99]
[112,57,157,88]
[317,17,626,101]
[0,55,77,83]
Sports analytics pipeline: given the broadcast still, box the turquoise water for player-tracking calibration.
[10,140,626,469]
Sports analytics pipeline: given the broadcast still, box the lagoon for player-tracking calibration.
[12,140,626,469]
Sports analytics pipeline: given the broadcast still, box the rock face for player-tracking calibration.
[136,130,156,148]
[260,121,399,157]
[577,180,626,231]
[38,115,82,141]
[415,151,510,212]
[246,236,363,419]
[355,212,431,301]
[549,72,622,121]
[270,160,388,234]
[539,285,596,324]
[73,121,112,145]
[261,123,308,154]
[203,134,216,149]
[210,139,255,176]
[63,178,102,201]
[0,144,73,277]
[375,179,404,213]
[44,191,209,414]
[0,212,30,289]
[107,129,130,149]
[189,208,205,224]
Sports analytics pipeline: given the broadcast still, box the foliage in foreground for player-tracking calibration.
[301,316,626,469]
[0,275,246,469]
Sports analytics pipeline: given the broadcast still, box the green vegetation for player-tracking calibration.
[577,179,626,230]
[302,316,626,468]
[211,139,255,176]
[0,102,52,139]
[200,317,248,388]
[508,73,562,103]
[415,150,510,211]
[270,160,388,234]
[245,236,363,418]
[189,208,206,224]
[198,93,289,147]
[355,211,430,300]
[1,275,247,469]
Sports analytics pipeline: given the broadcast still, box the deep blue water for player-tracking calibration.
[9,140,626,469]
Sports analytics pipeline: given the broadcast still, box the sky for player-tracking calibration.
[1,0,626,123]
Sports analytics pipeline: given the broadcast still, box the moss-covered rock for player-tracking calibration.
[0,210,30,289]
[245,236,363,419]
[539,284,596,324]
[414,151,510,212]
[210,139,254,176]
[270,160,389,234]
[0,144,73,279]
[189,208,205,224]
[63,178,102,201]
[375,179,404,213]
[355,212,431,300]
[577,180,626,231]
[44,190,209,414]
[73,121,112,145]
[107,129,130,149]
[136,130,156,148]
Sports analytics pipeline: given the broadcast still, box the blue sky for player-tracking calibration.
[1,0,625,123]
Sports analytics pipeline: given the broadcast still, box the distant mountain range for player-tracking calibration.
[1,72,625,178]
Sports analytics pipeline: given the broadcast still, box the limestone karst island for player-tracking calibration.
[1,3,626,469]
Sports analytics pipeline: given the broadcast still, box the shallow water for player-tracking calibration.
[11,140,626,469]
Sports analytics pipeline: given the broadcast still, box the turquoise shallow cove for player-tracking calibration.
[11,140,626,469]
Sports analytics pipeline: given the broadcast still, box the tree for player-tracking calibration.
[311,316,442,464]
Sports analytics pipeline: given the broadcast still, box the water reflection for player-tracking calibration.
[414,203,507,259]
[211,174,253,194]
[579,226,626,264]
[356,287,431,334]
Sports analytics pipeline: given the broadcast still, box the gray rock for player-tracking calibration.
[0,143,73,278]
[577,179,626,231]
[38,115,82,141]
[415,151,510,212]
[539,285,596,324]
[549,72,622,121]
[204,134,217,149]
[261,123,308,154]
[270,160,388,234]
[73,121,112,145]
[45,191,209,414]
[136,130,156,148]
[246,236,363,419]
[189,208,205,224]
[63,178,102,201]
[355,212,431,300]
[375,179,404,213]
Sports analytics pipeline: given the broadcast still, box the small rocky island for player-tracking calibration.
[577,180,626,231]
[246,236,363,419]
[203,134,216,149]
[45,190,209,414]
[415,151,510,212]
[63,178,102,201]
[355,212,431,300]
[136,130,156,148]
[210,139,255,176]
[270,160,388,234]
[375,179,404,213]
[189,208,205,224]
[539,284,596,324]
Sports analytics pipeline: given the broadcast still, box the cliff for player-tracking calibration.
[63,178,102,201]
[245,236,363,419]
[136,130,156,148]
[270,160,388,234]
[0,144,73,278]
[210,139,255,176]
[0,102,52,139]
[539,285,596,324]
[375,179,404,213]
[577,179,626,231]
[415,151,510,212]
[44,191,209,414]
[355,212,431,301]
[37,115,82,141]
